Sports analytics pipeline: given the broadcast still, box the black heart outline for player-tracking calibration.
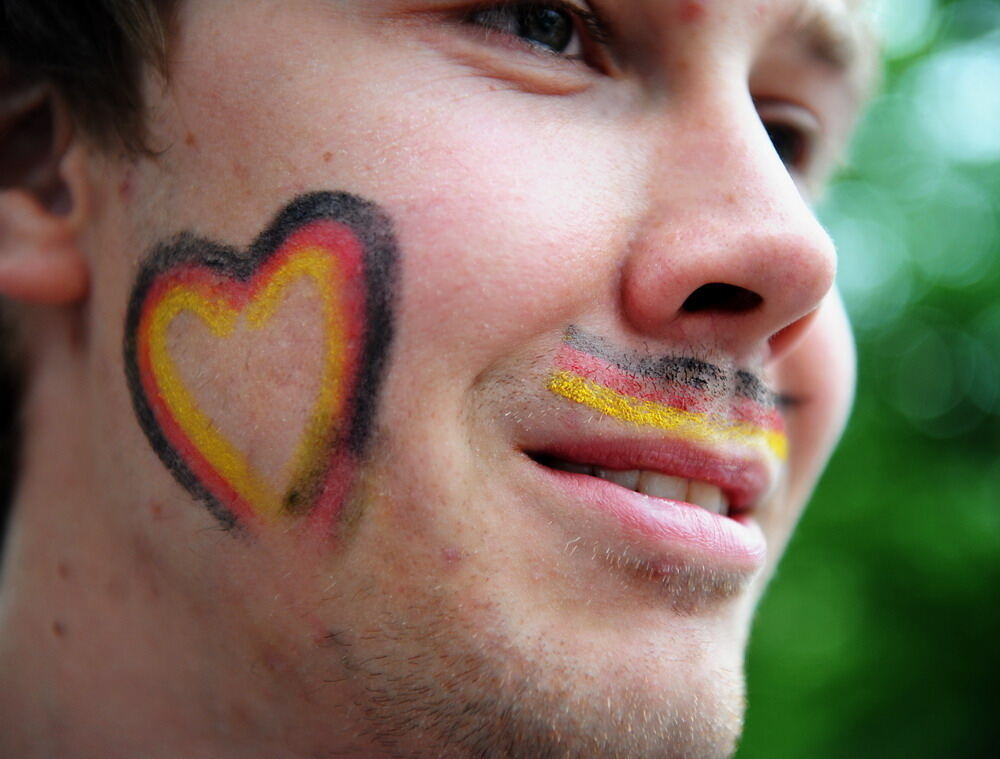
[123,191,398,531]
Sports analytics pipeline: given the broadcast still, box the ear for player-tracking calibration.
[0,79,89,304]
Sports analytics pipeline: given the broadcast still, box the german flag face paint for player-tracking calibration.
[548,327,788,460]
[123,192,398,535]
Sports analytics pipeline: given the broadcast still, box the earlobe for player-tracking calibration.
[0,86,90,305]
[0,189,88,303]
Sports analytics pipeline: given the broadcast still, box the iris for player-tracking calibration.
[471,4,577,54]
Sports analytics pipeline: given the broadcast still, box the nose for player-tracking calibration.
[619,93,837,365]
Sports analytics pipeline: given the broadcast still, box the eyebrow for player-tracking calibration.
[792,0,869,78]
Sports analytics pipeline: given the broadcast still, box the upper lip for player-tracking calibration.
[525,434,776,513]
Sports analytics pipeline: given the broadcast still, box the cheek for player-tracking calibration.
[789,289,856,467]
[379,113,644,370]
[152,10,644,361]
[766,290,855,549]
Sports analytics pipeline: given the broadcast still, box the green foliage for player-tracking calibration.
[737,2,1000,756]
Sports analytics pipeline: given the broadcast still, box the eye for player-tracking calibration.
[764,121,809,169]
[469,5,577,55]
[465,2,607,60]
[754,98,820,174]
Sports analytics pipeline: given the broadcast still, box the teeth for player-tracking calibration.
[595,467,640,490]
[559,460,593,475]
[637,471,687,500]
[687,481,728,515]
[546,458,732,516]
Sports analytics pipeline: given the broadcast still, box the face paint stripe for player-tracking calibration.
[548,370,788,459]
[303,454,354,534]
[554,342,785,433]
[137,317,258,522]
[146,284,284,517]
[278,246,351,513]
[563,325,780,407]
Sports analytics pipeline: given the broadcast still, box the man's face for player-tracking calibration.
[84,0,860,755]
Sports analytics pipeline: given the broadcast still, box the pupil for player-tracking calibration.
[766,123,803,167]
[517,7,573,53]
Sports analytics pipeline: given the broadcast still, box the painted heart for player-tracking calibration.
[124,192,398,533]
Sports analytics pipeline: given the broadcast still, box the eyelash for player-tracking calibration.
[463,1,611,68]
[763,120,811,171]
[754,99,820,175]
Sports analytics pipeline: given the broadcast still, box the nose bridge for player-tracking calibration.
[621,89,837,363]
[645,88,822,263]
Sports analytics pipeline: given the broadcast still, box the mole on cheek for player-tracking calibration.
[678,0,708,24]
[441,547,463,565]
[118,168,135,201]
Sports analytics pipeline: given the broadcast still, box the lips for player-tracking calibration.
[536,458,730,515]
[531,434,772,512]
[526,437,772,572]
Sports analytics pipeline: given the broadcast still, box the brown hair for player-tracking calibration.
[0,310,22,529]
[1,0,174,152]
[2,2,175,519]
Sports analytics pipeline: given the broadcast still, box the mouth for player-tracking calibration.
[532,455,735,517]
[523,437,775,574]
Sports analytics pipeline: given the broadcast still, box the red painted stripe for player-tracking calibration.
[138,305,260,525]
[554,343,784,432]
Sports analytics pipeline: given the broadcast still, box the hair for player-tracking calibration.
[0,0,174,153]
[0,311,21,545]
[0,2,173,530]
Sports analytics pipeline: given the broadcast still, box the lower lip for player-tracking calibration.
[533,464,767,574]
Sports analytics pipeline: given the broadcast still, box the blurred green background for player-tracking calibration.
[737,1,1000,757]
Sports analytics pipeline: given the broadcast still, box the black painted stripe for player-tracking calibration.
[562,325,777,407]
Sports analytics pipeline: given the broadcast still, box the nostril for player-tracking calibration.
[681,283,763,314]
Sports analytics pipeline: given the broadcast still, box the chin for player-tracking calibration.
[327,601,749,759]
[327,516,753,759]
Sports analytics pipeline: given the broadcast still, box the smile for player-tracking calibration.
[524,432,774,575]
[519,328,793,574]
[539,457,731,516]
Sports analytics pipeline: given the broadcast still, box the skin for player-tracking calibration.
[0,1,865,756]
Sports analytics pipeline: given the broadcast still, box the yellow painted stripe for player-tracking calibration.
[547,370,788,459]
[149,285,280,515]
[252,248,348,504]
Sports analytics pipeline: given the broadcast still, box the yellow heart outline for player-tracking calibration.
[146,247,348,520]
